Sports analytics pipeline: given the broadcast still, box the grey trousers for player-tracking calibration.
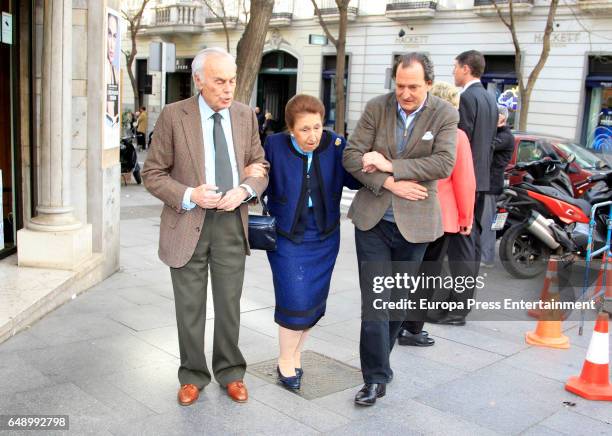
[481,193,498,264]
[170,209,247,388]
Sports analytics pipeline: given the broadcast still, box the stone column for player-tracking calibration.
[18,0,92,270]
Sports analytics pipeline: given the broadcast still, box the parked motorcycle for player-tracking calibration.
[494,156,611,278]
[120,135,142,184]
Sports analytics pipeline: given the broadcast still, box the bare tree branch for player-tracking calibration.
[121,0,151,109]
[491,0,559,130]
[310,0,338,46]
[201,0,231,52]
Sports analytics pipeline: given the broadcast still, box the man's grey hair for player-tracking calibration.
[191,47,236,82]
[497,104,509,121]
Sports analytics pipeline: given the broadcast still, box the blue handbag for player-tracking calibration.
[248,200,277,251]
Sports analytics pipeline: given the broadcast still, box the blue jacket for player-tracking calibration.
[263,131,360,242]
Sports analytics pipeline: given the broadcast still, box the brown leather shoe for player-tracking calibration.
[226,380,248,403]
[177,384,200,406]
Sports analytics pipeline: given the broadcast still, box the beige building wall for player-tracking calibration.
[121,0,612,142]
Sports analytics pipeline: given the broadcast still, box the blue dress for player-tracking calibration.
[264,132,359,330]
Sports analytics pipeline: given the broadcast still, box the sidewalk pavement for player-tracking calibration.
[0,182,611,435]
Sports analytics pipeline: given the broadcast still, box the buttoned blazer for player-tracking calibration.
[342,92,458,243]
[142,95,269,268]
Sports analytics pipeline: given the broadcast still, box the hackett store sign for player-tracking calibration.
[396,35,428,47]
[534,31,582,46]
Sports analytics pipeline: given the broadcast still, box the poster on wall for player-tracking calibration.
[104,8,121,150]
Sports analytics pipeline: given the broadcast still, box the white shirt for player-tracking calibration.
[182,95,254,209]
[460,79,482,94]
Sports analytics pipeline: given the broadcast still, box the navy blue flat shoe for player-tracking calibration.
[277,366,300,390]
[295,368,303,379]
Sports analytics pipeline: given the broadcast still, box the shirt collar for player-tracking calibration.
[198,94,230,120]
[290,135,312,156]
[461,79,482,93]
[397,95,427,118]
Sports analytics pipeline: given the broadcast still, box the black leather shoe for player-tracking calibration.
[354,383,386,406]
[436,314,466,326]
[277,366,300,390]
[398,329,435,346]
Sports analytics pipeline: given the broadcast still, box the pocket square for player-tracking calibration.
[422,131,434,140]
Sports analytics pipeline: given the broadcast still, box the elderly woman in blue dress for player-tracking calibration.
[246,94,359,390]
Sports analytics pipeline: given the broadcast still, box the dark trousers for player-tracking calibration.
[402,230,477,333]
[355,220,428,384]
[170,209,247,389]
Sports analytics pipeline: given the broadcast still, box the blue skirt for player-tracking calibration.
[267,210,340,330]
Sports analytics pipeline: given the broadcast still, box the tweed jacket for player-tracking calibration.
[342,92,458,243]
[142,95,269,268]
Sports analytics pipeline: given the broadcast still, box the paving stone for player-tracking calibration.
[250,383,350,432]
[0,352,57,394]
[536,409,612,435]
[399,335,505,372]
[414,362,572,434]
[26,312,134,346]
[108,304,176,331]
[503,343,589,383]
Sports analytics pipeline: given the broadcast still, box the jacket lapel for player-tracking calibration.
[181,95,205,185]
[229,105,245,179]
[385,94,399,159]
[400,97,432,158]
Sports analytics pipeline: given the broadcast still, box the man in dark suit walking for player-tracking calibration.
[431,50,497,325]
[143,47,268,406]
[343,53,458,406]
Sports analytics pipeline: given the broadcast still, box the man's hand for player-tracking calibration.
[216,187,249,211]
[244,163,267,178]
[362,151,393,173]
[191,184,222,209]
[383,177,428,201]
[459,225,472,236]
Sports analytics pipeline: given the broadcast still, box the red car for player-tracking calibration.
[507,132,611,196]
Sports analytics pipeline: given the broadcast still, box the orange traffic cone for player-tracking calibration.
[565,313,612,401]
[525,258,570,349]
[528,257,558,319]
[585,255,611,303]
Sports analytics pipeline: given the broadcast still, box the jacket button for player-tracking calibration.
[196,227,200,232]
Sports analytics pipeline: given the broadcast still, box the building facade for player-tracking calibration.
[0,0,121,342]
[123,0,612,148]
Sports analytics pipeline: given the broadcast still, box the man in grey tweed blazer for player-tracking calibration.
[343,53,458,406]
[143,48,268,406]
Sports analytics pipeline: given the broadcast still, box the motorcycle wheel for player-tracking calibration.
[499,223,550,279]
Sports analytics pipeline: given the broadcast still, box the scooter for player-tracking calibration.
[495,157,601,278]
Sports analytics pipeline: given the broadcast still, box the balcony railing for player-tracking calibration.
[473,0,534,16]
[270,0,294,27]
[316,0,359,22]
[385,1,437,20]
[140,3,205,35]
[578,0,612,12]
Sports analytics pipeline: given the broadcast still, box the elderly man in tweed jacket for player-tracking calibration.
[143,47,268,407]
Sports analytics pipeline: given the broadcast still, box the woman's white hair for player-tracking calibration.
[191,47,235,83]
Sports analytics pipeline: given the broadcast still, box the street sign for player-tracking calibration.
[309,34,327,46]
[1,12,12,45]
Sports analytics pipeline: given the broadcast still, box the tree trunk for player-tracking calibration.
[234,0,274,104]
[334,2,348,136]
[518,88,532,131]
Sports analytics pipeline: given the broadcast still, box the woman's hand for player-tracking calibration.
[362,151,393,174]
[244,163,267,178]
